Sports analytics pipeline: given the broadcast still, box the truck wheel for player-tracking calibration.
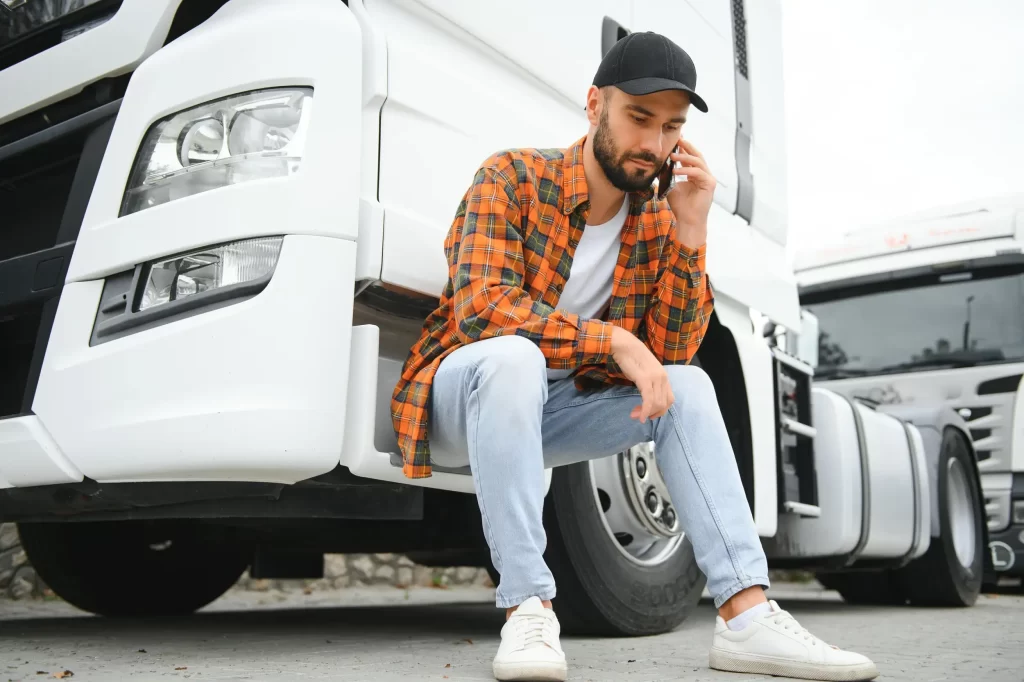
[900,427,984,606]
[18,520,251,617]
[539,444,706,636]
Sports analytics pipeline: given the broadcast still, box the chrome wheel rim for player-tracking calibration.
[947,457,977,568]
[589,442,684,566]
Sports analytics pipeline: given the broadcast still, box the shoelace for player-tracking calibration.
[768,610,822,646]
[512,613,557,650]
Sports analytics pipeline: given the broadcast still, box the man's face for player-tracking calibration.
[590,87,690,193]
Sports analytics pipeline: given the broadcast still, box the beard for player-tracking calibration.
[592,109,664,193]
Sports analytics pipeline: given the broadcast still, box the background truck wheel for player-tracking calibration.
[816,427,984,608]
[900,427,985,606]
[815,571,906,605]
[18,520,252,617]
[531,446,706,636]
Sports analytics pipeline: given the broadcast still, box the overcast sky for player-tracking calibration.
[780,0,1024,250]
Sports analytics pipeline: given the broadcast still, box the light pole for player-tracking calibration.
[963,295,975,351]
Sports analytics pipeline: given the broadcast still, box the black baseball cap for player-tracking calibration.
[593,31,708,113]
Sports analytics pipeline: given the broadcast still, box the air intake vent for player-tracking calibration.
[977,373,1023,396]
[984,491,1011,532]
[730,0,749,78]
[730,0,753,221]
[970,428,992,442]
[954,400,1010,469]
[958,406,993,421]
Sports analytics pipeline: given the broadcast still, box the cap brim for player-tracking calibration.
[614,77,709,113]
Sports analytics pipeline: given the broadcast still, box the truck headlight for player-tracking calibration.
[120,88,313,216]
[138,237,283,311]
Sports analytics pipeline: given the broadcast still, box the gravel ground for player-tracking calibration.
[1,583,1021,681]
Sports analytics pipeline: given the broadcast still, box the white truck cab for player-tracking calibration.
[796,195,1024,589]
[0,0,988,625]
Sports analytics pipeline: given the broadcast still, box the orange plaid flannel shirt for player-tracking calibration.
[391,135,714,478]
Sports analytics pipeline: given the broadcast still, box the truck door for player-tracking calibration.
[367,0,630,298]
[630,0,740,217]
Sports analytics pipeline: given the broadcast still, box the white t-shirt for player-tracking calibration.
[546,197,628,381]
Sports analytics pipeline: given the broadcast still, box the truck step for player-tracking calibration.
[781,416,816,439]
[388,451,472,476]
[771,346,819,511]
[783,501,822,518]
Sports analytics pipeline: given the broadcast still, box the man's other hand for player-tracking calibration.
[610,327,675,423]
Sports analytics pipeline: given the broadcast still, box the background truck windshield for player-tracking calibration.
[802,265,1024,379]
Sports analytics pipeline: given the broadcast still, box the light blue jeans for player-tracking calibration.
[428,336,770,609]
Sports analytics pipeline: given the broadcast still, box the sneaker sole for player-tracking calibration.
[709,648,879,681]
[492,659,568,682]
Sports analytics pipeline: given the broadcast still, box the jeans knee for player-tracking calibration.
[473,336,547,395]
[665,363,718,408]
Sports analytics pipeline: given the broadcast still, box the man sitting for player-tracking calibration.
[391,30,879,682]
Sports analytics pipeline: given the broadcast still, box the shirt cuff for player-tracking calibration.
[668,241,707,283]
[676,241,707,262]
[578,318,614,364]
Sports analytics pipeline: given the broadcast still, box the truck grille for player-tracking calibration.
[0,128,79,259]
[984,489,1012,533]
[0,306,42,416]
[955,389,1018,474]
[956,384,1020,533]
[0,98,117,418]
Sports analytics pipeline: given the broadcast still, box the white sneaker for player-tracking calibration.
[709,600,879,681]
[492,596,567,681]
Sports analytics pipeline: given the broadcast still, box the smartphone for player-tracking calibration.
[657,144,679,199]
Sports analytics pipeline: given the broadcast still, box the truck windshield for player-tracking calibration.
[802,265,1024,379]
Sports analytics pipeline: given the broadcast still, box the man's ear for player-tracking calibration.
[585,85,603,127]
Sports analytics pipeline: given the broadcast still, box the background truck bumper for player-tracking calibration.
[988,524,1024,577]
[22,235,355,485]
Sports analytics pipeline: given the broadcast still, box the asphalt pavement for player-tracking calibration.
[1,583,1021,681]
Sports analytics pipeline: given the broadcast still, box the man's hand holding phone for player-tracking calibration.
[664,136,716,249]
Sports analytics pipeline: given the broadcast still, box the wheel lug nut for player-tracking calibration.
[646,491,660,513]
[636,458,647,478]
[664,507,677,528]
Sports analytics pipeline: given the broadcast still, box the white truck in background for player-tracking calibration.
[795,195,1024,592]
[0,0,986,628]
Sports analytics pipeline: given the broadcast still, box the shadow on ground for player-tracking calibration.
[0,595,875,641]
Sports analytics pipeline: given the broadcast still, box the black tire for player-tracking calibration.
[538,461,706,637]
[815,571,907,606]
[899,427,984,607]
[18,520,252,617]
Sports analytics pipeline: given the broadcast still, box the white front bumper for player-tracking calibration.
[0,415,81,489]
[20,235,356,485]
